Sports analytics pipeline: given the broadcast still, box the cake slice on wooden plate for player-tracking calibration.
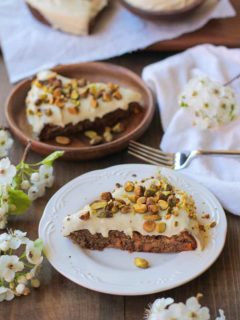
[26,70,143,141]
[62,174,203,253]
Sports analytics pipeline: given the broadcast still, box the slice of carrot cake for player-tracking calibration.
[26,70,142,141]
[62,175,202,253]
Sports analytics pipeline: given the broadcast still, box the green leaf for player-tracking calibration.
[8,189,32,215]
[39,151,64,166]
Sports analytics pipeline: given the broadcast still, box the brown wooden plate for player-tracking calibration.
[119,0,206,19]
[5,62,154,161]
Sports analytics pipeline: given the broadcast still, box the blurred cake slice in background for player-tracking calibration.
[25,0,108,35]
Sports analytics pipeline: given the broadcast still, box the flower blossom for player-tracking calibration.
[0,129,13,158]
[0,255,24,282]
[26,240,43,265]
[0,158,16,185]
[0,287,14,302]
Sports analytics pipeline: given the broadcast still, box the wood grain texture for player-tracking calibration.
[147,0,240,51]
[0,51,240,319]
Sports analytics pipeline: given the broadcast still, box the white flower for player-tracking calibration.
[0,158,16,185]
[216,310,226,320]
[16,283,25,295]
[26,241,43,265]
[27,184,45,201]
[185,297,210,320]
[0,233,11,251]
[0,286,14,302]
[13,230,27,241]
[0,255,24,282]
[39,165,54,187]
[166,302,188,320]
[0,230,27,251]
[151,298,174,313]
[11,230,28,248]
[20,180,30,190]
[0,130,13,158]
[30,172,40,184]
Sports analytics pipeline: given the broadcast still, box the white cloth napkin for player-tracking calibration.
[142,44,240,215]
[0,0,235,83]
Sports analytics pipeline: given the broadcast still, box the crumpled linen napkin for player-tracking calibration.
[0,0,236,83]
[142,44,240,215]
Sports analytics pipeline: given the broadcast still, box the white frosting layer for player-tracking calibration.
[26,70,142,136]
[125,0,197,12]
[25,0,108,35]
[62,178,202,248]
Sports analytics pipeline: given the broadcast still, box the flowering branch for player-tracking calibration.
[0,150,64,229]
[0,230,43,302]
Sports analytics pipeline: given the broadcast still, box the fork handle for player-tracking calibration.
[197,150,240,156]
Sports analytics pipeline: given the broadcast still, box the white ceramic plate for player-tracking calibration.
[39,164,227,296]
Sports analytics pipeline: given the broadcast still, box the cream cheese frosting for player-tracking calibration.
[25,0,108,35]
[62,177,203,249]
[124,0,197,12]
[26,70,142,137]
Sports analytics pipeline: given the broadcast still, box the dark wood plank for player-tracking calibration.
[147,0,240,51]
[0,51,240,320]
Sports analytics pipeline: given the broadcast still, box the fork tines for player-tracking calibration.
[128,140,174,168]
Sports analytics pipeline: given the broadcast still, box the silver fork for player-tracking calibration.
[128,140,240,170]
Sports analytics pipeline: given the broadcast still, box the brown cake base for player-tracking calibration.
[39,103,141,141]
[68,230,197,253]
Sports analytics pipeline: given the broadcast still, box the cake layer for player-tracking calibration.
[39,103,139,140]
[69,230,197,253]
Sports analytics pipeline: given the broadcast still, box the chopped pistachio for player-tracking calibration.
[84,130,98,139]
[103,130,113,143]
[134,257,149,269]
[112,122,125,133]
[143,220,156,232]
[90,200,107,210]
[133,203,147,214]
[90,136,103,146]
[144,214,160,221]
[158,200,169,210]
[156,222,166,233]
[55,136,71,145]
[124,181,134,192]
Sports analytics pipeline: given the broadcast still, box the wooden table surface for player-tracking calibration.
[148,0,240,50]
[0,52,240,319]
